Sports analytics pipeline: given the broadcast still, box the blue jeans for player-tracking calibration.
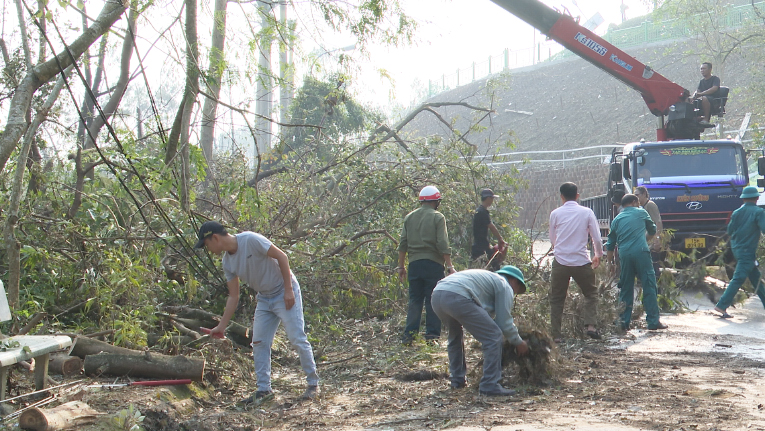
[716,256,765,310]
[618,251,660,329]
[252,278,319,392]
[403,259,444,341]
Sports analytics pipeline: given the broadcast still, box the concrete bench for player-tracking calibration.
[0,335,73,400]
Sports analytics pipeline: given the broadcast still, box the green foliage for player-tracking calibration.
[276,75,383,162]
[111,404,145,431]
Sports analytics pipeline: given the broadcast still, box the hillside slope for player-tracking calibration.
[401,40,760,153]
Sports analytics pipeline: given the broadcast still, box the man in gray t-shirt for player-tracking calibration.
[194,221,319,403]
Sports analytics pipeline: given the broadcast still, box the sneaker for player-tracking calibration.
[647,322,669,330]
[239,390,274,405]
[301,385,319,400]
[479,386,516,397]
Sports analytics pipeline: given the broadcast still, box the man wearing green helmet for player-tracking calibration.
[431,266,529,397]
[714,186,765,318]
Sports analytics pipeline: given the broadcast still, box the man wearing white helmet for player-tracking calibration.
[397,185,456,344]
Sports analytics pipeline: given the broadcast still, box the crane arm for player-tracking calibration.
[490,0,688,116]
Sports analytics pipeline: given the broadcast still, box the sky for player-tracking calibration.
[351,0,653,109]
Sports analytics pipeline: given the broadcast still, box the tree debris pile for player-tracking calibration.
[501,330,554,384]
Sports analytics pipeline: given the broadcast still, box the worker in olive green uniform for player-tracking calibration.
[606,194,667,331]
[397,186,456,344]
[714,186,765,318]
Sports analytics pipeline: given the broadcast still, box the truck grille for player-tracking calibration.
[661,211,731,235]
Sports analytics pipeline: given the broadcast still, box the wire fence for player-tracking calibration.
[425,1,765,99]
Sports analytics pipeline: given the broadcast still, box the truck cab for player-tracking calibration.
[621,140,747,254]
[582,139,762,263]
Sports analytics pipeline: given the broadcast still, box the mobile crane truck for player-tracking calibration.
[488,0,764,269]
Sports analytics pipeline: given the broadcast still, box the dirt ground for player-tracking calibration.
[4,287,765,431]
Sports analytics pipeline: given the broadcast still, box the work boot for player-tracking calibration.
[648,322,669,330]
[301,385,319,400]
[479,386,516,397]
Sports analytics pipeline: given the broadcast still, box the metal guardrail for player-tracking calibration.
[485,144,623,168]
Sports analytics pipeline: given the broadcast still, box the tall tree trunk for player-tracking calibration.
[78,36,107,150]
[4,68,70,310]
[199,0,228,166]
[0,0,129,173]
[68,38,107,219]
[36,0,46,64]
[68,4,138,219]
[14,0,32,69]
[83,4,138,148]
[137,107,143,140]
[174,0,199,210]
[255,0,273,158]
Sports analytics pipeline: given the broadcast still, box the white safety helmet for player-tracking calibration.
[418,186,442,201]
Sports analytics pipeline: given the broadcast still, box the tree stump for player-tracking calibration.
[83,352,205,381]
[18,401,102,430]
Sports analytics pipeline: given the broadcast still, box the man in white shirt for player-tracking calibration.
[549,183,604,341]
[195,221,319,403]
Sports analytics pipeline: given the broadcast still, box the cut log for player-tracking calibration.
[18,400,102,430]
[84,352,204,381]
[48,354,83,377]
[69,336,144,359]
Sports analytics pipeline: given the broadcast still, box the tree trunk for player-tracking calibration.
[199,0,228,165]
[179,0,198,211]
[19,401,102,430]
[84,353,205,381]
[4,69,70,309]
[13,0,32,69]
[164,98,185,165]
[83,3,138,149]
[35,0,46,64]
[278,0,293,124]
[68,3,138,218]
[255,0,273,157]
[0,0,128,173]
